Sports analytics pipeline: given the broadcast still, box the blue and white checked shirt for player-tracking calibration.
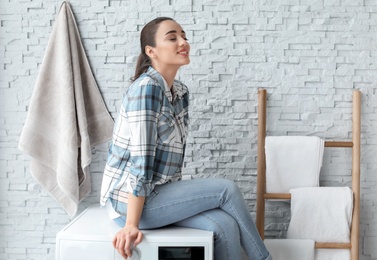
[100,67,189,211]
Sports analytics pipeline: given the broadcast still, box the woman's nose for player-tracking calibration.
[179,37,189,47]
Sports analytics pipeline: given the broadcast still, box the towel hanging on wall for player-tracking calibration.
[19,1,114,217]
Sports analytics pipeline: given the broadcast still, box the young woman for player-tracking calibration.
[100,17,272,260]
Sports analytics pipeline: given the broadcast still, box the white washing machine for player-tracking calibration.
[56,205,214,260]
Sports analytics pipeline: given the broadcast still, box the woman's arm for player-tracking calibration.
[113,194,146,259]
[112,77,162,258]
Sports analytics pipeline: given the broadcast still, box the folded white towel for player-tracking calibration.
[287,187,353,243]
[315,249,350,260]
[264,239,315,260]
[19,2,114,217]
[265,136,324,193]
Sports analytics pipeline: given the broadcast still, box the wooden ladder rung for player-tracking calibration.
[315,242,352,249]
[264,193,291,200]
[325,141,353,148]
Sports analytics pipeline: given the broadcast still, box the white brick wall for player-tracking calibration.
[1,0,376,259]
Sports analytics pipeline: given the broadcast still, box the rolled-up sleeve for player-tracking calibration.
[126,79,162,197]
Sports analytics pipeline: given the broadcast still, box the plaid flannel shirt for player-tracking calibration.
[100,67,189,211]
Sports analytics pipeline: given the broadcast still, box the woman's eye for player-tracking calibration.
[168,36,189,42]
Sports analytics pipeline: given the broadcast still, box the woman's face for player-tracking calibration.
[147,20,190,69]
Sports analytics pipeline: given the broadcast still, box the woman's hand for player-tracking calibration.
[113,194,145,258]
[113,224,143,259]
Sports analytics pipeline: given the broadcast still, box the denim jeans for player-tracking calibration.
[113,178,272,260]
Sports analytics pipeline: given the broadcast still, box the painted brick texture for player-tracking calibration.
[0,0,376,259]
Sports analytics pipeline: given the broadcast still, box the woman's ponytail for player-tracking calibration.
[131,53,151,82]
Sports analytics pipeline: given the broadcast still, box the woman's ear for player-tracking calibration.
[145,46,156,59]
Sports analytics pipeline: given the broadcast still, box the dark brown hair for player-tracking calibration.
[131,17,174,81]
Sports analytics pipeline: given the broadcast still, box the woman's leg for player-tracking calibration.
[174,209,242,260]
[113,178,271,260]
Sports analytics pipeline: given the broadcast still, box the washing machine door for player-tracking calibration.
[158,246,205,260]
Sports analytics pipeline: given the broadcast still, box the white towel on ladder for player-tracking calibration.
[265,136,324,193]
[315,249,350,260]
[287,187,353,243]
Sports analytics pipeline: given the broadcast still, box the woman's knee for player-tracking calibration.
[212,178,240,192]
[214,178,243,202]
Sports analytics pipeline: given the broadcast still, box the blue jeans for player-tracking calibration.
[112,178,272,260]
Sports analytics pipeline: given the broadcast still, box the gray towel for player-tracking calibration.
[19,2,114,217]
